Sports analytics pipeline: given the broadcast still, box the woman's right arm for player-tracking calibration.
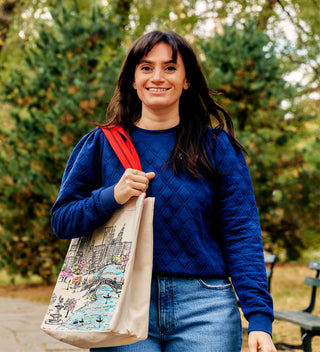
[51,129,155,239]
[51,129,121,239]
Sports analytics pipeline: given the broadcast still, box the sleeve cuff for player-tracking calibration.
[247,313,274,337]
[99,185,122,215]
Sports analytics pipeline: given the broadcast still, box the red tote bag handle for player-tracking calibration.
[100,126,142,171]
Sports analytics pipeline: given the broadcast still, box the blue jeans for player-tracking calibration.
[90,276,242,352]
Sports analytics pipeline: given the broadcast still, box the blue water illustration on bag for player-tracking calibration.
[44,224,132,332]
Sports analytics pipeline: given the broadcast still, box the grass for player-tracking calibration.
[301,245,320,263]
[0,264,319,351]
[242,263,320,352]
[0,270,43,285]
[0,270,53,303]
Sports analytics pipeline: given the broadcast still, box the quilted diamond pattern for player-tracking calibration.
[52,126,274,335]
[131,127,219,276]
[131,126,274,335]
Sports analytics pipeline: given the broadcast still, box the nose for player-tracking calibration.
[151,68,164,83]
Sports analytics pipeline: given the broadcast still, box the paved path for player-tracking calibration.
[0,297,88,352]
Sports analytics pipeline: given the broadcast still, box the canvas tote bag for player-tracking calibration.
[41,126,154,348]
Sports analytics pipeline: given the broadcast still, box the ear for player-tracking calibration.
[132,80,136,89]
[184,78,190,90]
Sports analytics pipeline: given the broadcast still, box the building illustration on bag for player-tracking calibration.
[65,224,131,272]
[43,223,133,331]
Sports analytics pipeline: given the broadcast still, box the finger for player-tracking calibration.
[128,180,149,192]
[127,188,145,198]
[146,172,156,180]
[114,184,144,205]
[127,175,149,189]
[124,170,147,183]
[248,336,258,352]
[127,170,155,186]
[126,169,155,182]
[127,168,145,177]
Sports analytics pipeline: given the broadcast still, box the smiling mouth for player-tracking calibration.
[147,88,170,92]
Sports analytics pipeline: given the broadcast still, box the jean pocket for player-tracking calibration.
[197,278,232,290]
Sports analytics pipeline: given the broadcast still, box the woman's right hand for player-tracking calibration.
[114,169,156,205]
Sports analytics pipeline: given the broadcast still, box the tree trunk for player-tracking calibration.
[256,0,278,30]
[0,0,19,50]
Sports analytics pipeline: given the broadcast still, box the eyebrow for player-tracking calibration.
[138,59,177,65]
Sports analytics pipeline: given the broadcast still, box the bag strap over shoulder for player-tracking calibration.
[100,126,142,171]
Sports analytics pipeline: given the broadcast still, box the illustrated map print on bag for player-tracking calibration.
[42,197,144,333]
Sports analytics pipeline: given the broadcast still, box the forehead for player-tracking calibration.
[139,42,182,64]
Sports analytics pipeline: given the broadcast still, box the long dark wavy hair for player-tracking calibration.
[105,30,244,179]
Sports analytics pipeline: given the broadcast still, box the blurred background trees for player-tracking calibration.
[0,0,319,283]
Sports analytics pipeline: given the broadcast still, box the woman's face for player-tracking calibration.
[133,42,189,116]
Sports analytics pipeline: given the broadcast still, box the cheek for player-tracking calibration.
[133,75,146,92]
[133,83,144,102]
[135,83,144,98]
[132,72,138,89]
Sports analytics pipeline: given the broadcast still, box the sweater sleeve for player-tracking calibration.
[51,129,121,239]
[214,131,274,336]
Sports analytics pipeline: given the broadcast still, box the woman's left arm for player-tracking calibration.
[213,131,274,335]
[248,331,277,352]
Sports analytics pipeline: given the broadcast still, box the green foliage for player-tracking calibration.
[201,18,319,259]
[201,18,292,131]
[0,0,319,281]
[127,0,200,38]
[0,1,126,283]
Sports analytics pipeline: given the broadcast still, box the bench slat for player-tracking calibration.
[274,310,320,331]
[264,253,277,263]
[305,276,320,287]
[274,261,320,349]
[310,261,320,270]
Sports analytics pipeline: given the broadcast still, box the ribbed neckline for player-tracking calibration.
[131,124,178,136]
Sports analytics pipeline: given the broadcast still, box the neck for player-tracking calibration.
[136,106,180,130]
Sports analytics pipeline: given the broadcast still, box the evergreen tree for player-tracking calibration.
[0,1,127,282]
[0,1,319,280]
[201,18,318,259]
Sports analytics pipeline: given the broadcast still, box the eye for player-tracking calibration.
[140,65,152,71]
[166,65,177,71]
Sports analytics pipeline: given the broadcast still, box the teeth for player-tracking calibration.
[148,88,167,92]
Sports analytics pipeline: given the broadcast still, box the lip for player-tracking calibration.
[146,88,170,92]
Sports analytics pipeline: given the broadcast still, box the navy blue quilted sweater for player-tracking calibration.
[51,125,274,335]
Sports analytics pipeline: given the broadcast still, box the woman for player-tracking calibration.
[52,31,277,352]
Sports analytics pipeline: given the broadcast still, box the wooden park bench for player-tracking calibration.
[274,261,320,352]
[264,252,278,293]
